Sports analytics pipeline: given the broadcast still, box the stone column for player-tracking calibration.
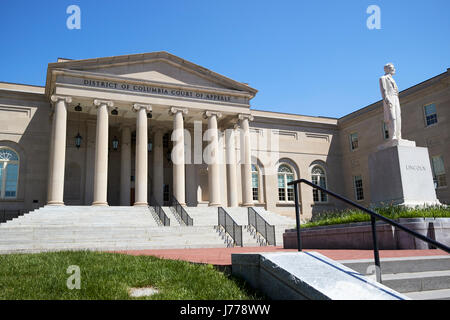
[152,128,164,204]
[84,120,96,205]
[92,99,113,206]
[204,111,222,206]
[169,107,188,205]
[133,104,151,206]
[239,114,254,207]
[226,126,238,207]
[47,95,72,205]
[120,125,132,206]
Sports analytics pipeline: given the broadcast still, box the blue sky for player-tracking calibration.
[0,0,449,118]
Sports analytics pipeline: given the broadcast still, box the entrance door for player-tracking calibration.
[130,188,135,206]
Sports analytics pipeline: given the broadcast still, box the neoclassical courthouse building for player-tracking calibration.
[0,52,448,220]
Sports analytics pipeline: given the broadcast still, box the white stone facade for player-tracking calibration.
[0,52,449,220]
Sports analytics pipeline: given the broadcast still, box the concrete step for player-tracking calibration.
[380,270,450,293]
[406,288,450,300]
[340,256,450,274]
[0,241,229,254]
[341,255,450,300]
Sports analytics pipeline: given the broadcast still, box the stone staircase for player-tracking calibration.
[0,206,226,253]
[184,206,296,246]
[0,205,295,253]
[340,255,450,300]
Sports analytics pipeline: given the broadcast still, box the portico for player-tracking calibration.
[44,52,257,208]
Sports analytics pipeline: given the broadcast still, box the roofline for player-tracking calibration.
[339,68,449,123]
[251,107,338,120]
[46,51,258,96]
[0,80,45,89]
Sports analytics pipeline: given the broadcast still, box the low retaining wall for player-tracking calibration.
[283,218,450,250]
[231,252,408,300]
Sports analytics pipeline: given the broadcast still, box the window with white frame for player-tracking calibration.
[353,175,364,201]
[278,164,294,202]
[431,156,447,188]
[0,148,19,199]
[424,104,438,127]
[251,164,260,201]
[349,133,359,151]
[311,166,327,203]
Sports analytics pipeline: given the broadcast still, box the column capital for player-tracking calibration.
[238,113,254,122]
[169,107,188,115]
[203,110,223,119]
[132,103,152,112]
[93,99,114,108]
[50,95,72,104]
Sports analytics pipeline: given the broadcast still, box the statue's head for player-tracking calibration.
[384,63,396,75]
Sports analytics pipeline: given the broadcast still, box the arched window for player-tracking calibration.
[278,164,294,202]
[311,166,327,203]
[251,164,260,201]
[0,148,19,199]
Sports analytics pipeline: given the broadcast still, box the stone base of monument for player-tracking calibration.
[368,142,440,207]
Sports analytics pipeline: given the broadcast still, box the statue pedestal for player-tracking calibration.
[377,138,416,151]
[368,143,440,207]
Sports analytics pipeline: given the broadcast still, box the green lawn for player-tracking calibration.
[0,251,261,300]
[301,205,450,229]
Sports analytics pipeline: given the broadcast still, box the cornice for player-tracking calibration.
[45,51,257,97]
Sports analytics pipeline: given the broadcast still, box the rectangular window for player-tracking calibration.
[349,133,359,151]
[382,122,389,140]
[353,175,364,201]
[252,188,259,201]
[431,156,447,188]
[312,175,328,203]
[5,164,18,198]
[424,104,438,126]
[0,166,3,196]
[278,188,285,201]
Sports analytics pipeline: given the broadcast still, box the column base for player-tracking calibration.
[208,203,221,207]
[92,202,109,206]
[134,202,148,207]
[241,202,254,207]
[47,201,65,206]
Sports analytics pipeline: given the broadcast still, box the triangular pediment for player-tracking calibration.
[48,51,257,96]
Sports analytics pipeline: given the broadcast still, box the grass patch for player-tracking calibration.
[0,251,262,300]
[301,205,450,229]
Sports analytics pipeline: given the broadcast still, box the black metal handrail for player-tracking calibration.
[287,178,450,283]
[248,207,276,246]
[0,209,27,224]
[218,207,243,247]
[150,196,170,226]
[171,195,193,226]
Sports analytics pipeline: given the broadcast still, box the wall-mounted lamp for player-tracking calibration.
[112,136,119,151]
[75,133,82,149]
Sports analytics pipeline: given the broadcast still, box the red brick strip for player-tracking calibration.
[114,246,449,266]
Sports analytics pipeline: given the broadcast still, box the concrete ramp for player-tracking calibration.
[232,251,409,300]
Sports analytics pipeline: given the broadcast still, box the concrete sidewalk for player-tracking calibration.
[114,246,449,266]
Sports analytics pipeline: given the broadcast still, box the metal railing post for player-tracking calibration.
[371,216,382,283]
[287,178,450,281]
[293,183,302,252]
